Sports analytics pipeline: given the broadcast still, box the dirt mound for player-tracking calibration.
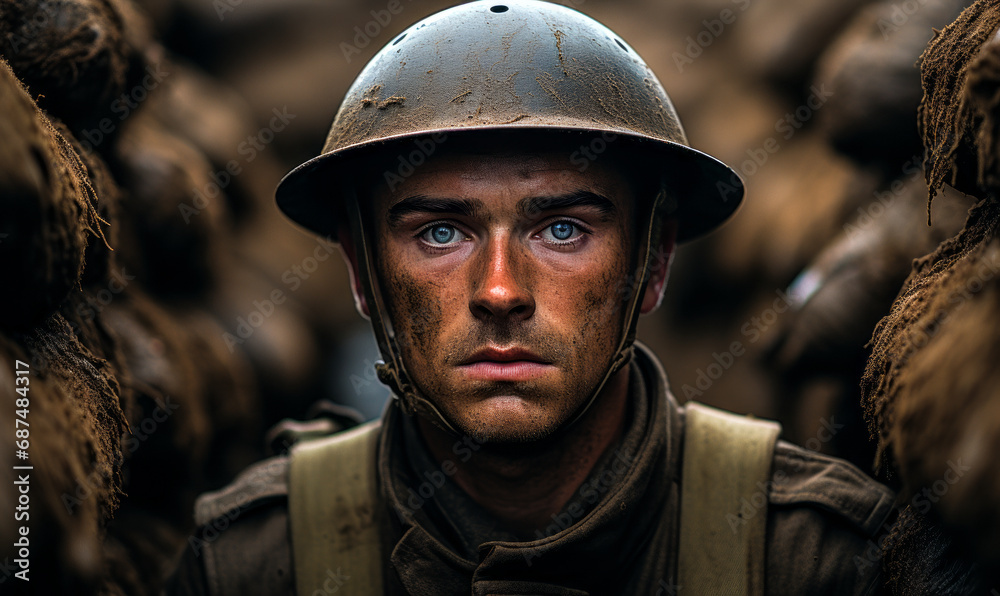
[848,1,1000,576]
[102,291,211,501]
[0,312,129,594]
[0,59,109,332]
[771,180,972,377]
[710,133,877,284]
[142,61,269,224]
[862,201,1000,465]
[919,0,1000,203]
[95,289,262,594]
[111,104,230,299]
[0,0,158,138]
[860,200,1000,588]
[730,0,873,89]
[865,2,1000,483]
[815,0,969,171]
[890,239,1000,562]
[172,309,261,485]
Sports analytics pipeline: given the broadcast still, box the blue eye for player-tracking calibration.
[422,224,460,245]
[550,222,574,240]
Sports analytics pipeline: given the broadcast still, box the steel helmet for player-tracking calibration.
[275,0,744,434]
[276,0,743,242]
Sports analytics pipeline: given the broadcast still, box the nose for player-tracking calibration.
[470,236,535,322]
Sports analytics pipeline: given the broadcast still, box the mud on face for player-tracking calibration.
[365,146,638,444]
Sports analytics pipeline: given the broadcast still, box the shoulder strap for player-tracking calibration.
[289,419,383,596]
[678,402,781,596]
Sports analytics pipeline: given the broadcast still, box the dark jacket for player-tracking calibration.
[164,345,896,596]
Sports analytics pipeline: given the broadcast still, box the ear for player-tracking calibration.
[337,228,371,318]
[640,219,678,314]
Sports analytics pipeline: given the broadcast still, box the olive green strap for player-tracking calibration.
[678,402,781,596]
[290,420,383,596]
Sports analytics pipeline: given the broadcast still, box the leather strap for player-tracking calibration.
[290,420,383,596]
[678,402,780,596]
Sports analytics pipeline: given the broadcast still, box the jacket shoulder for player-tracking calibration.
[763,441,896,596]
[769,440,895,536]
[195,455,290,526]
[165,457,295,596]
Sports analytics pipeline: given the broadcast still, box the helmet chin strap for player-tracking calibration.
[344,189,463,436]
[557,185,667,432]
[346,184,667,442]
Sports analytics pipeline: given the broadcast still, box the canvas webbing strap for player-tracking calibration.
[290,420,383,596]
[678,402,781,596]
[289,403,779,595]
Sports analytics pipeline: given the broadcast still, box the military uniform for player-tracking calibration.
[165,344,895,596]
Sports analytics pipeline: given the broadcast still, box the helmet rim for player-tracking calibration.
[276,123,745,244]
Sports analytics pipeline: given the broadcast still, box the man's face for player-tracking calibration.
[368,148,639,444]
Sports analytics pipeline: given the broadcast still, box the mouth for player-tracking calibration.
[456,345,554,381]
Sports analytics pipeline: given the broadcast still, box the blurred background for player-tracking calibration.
[124,0,977,458]
[0,0,991,593]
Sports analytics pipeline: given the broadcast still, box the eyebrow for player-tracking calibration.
[386,190,617,226]
[517,191,617,219]
[387,195,483,226]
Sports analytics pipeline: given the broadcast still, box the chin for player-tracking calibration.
[456,398,564,446]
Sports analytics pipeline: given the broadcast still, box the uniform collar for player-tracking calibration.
[377,342,682,595]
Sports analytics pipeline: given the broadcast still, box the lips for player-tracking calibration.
[457,345,554,381]
[459,346,548,365]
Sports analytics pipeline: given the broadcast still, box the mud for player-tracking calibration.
[764,179,973,468]
[864,2,1000,507]
[889,240,1000,562]
[0,0,129,134]
[862,201,1000,464]
[1,312,128,595]
[919,0,1000,202]
[0,59,109,331]
[111,104,227,298]
[815,0,969,172]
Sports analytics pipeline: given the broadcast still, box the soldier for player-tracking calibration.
[166,1,895,594]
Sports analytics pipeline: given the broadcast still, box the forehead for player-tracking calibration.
[370,147,634,207]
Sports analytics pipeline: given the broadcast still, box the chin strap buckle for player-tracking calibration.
[375,359,462,435]
[375,360,412,412]
[610,345,634,375]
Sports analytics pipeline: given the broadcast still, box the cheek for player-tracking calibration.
[378,243,454,366]
[580,235,630,314]
[554,249,629,366]
[581,265,627,348]
[388,270,443,354]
